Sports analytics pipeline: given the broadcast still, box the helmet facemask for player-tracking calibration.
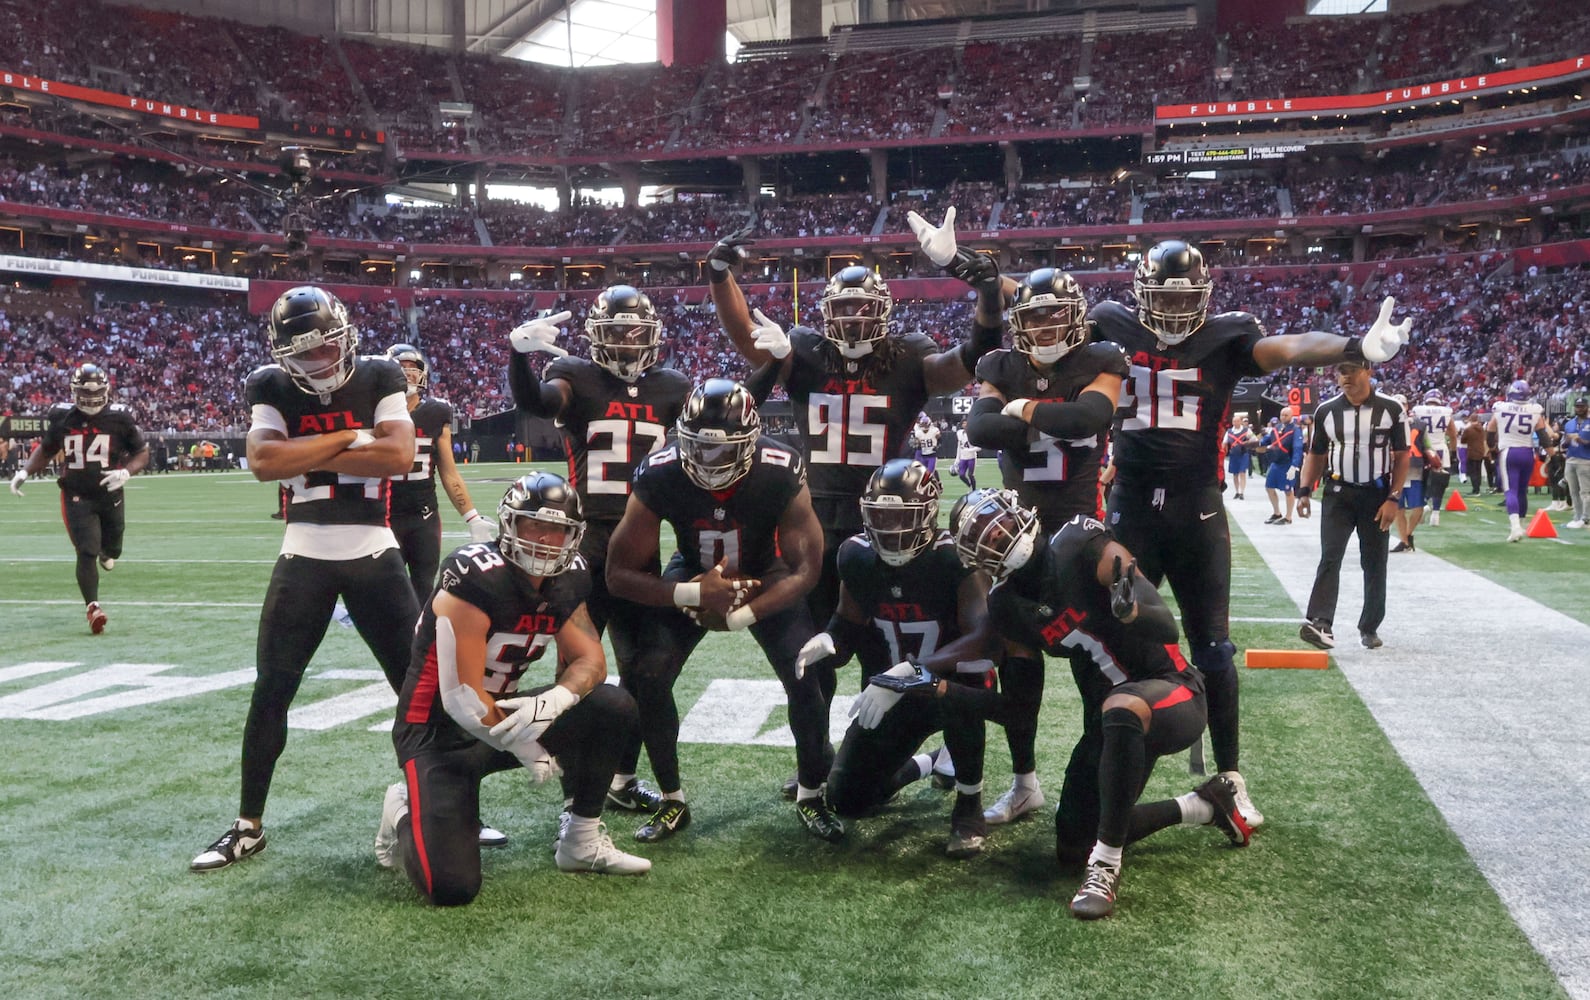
[820,272,892,359]
[497,501,585,578]
[677,421,759,491]
[71,366,111,416]
[586,315,661,382]
[274,320,359,395]
[953,490,1040,580]
[1134,278,1210,346]
[1011,297,1088,365]
[861,494,939,567]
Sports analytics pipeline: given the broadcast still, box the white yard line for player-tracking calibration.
[1226,497,1590,999]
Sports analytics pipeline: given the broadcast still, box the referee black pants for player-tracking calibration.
[1305,482,1391,636]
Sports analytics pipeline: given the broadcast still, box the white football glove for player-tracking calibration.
[750,308,791,360]
[1286,466,1299,483]
[1360,296,1413,363]
[490,685,579,746]
[9,470,26,496]
[794,632,836,680]
[848,662,915,730]
[515,740,563,784]
[347,430,376,450]
[905,207,959,267]
[509,310,572,356]
[465,511,496,544]
[99,469,131,491]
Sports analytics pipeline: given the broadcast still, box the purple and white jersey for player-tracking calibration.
[1493,400,1545,451]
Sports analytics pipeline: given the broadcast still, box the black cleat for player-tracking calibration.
[1070,862,1120,920]
[1194,775,1252,846]
[780,774,799,801]
[946,793,986,859]
[1360,631,1383,649]
[635,800,691,843]
[1390,540,1409,553]
[795,796,845,843]
[190,821,267,872]
[606,778,665,813]
[1299,619,1334,650]
[1264,514,1284,524]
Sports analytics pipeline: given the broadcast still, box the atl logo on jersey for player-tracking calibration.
[296,411,365,434]
[602,401,662,421]
[1040,605,1088,645]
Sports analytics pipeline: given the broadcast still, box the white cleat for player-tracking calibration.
[98,555,115,571]
[555,823,651,875]
[1219,770,1265,829]
[1567,520,1586,530]
[983,778,1045,826]
[1507,527,1526,543]
[1430,511,1440,527]
[374,781,409,868]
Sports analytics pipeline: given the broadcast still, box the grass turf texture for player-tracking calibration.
[0,462,1570,1000]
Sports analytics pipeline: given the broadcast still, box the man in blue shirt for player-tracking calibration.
[1261,407,1306,525]
[1564,396,1590,529]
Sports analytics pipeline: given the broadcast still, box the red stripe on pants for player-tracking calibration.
[403,758,433,895]
[1151,684,1195,710]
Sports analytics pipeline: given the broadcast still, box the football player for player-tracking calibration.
[948,491,1249,920]
[705,217,999,791]
[9,362,148,634]
[1490,380,1548,542]
[378,473,650,905]
[910,414,942,474]
[386,342,496,598]
[800,460,995,858]
[508,285,691,814]
[1411,389,1457,526]
[965,266,1127,826]
[1091,240,1413,827]
[605,379,839,842]
[191,286,420,873]
[952,421,978,489]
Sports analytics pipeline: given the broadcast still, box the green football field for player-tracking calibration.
[0,462,1577,1000]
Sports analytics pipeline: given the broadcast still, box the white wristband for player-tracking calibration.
[463,508,481,522]
[673,582,701,608]
[726,606,757,631]
[1001,398,1032,420]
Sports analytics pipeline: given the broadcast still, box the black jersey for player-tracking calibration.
[545,356,691,522]
[631,437,806,578]
[38,402,146,495]
[395,542,592,752]
[1089,301,1266,488]
[389,397,453,516]
[782,328,942,501]
[989,516,1191,691]
[245,356,409,527]
[974,343,1128,524]
[836,531,971,668]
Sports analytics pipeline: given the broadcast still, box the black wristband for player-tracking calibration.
[1341,336,1365,363]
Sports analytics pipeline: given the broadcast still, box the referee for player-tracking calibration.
[1295,360,1409,650]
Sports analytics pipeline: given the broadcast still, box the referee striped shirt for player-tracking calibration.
[1308,390,1408,486]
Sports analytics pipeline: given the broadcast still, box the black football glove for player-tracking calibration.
[946,248,1001,296]
[707,225,756,275]
[1109,555,1140,621]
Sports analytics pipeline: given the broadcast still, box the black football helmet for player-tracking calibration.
[268,286,359,395]
[498,472,585,578]
[585,284,661,382]
[70,363,111,415]
[1010,268,1089,365]
[861,459,943,567]
[952,488,1040,581]
[676,378,760,491]
[819,265,892,359]
[387,343,428,397]
[1133,240,1212,345]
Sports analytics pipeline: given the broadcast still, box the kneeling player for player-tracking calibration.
[947,492,1249,918]
[381,473,649,906]
[802,460,994,858]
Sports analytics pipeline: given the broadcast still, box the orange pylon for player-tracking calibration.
[1526,509,1558,538]
[1445,491,1468,512]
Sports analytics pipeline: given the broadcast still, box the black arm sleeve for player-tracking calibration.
[956,320,1003,375]
[936,655,1042,726]
[508,355,565,417]
[744,357,784,408]
[966,394,1031,451]
[1127,576,1179,644]
[1026,391,1117,441]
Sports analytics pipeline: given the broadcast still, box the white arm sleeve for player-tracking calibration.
[435,616,505,748]
[249,403,288,436]
[374,391,413,427]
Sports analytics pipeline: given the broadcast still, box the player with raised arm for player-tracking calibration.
[803,459,994,858]
[964,266,1127,826]
[386,343,496,597]
[705,216,1001,795]
[605,379,838,842]
[9,363,148,634]
[191,286,419,873]
[378,473,650,905]
[507,286,691,814]
[1091,240,1413,827]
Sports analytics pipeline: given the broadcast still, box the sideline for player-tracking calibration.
[1225,494,1590,999]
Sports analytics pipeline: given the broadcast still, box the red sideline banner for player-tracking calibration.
[1156,53,1590,122]
[247,280,413,314]
[1,70,259,130]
